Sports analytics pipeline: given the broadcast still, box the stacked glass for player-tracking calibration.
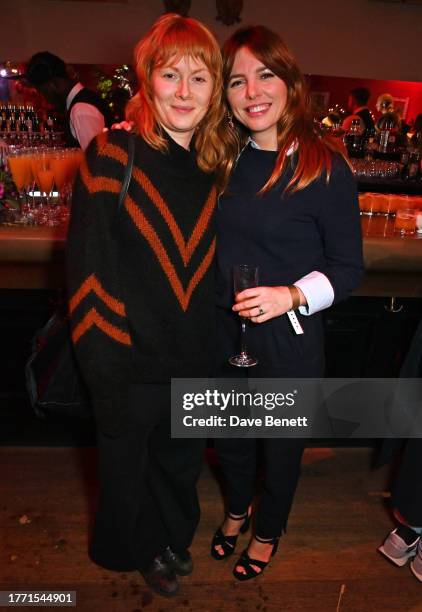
[6,147,83,225]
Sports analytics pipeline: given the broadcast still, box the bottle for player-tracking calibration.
[363,127,376,159]
[8,114,16,132]
[45,115,55,132]
[379,119,392,154]
[32,116,40,132]
[18,117,27,132]
[344,118,362,154]
[407,150,420,180]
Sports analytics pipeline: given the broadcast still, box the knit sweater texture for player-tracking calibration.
[67,130,217,434]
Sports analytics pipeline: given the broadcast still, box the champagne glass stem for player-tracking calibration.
[229,264,259,367]
[240,318,247,355]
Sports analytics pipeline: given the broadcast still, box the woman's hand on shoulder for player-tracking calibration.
[232,286,297,323]
[103,120,134,133]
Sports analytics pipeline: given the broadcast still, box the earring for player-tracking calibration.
[227,111,234,129]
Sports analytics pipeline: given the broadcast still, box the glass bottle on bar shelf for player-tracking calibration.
[45,115,55,132]
[363,127,376,159]
[407,150,420,181]
[344,118,362,156]
[378,117,398,155]
[32,115,40,133]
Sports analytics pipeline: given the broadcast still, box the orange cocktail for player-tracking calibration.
[67,149,84,185]
[8,155,31,191]
[50,156,69,192]
[394,209,416,235]
[37,169,54,195]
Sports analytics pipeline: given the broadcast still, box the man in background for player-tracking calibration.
[342,87,375,133]
[25,51,112,150]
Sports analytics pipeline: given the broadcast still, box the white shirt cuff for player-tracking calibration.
[294,271,334,316]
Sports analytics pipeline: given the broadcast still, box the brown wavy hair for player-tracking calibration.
[219,26,349,193]
[126,13,226,174]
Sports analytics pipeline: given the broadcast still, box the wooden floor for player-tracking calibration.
[1,447,421,612]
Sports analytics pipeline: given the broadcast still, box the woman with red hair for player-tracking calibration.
[67,13,225,598]
[211,26,364,581]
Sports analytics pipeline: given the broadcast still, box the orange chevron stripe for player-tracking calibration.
[132,167,216,266]
[100,141,128,166]
[72,307,131,345]
[183,238,216,308]
[185,186,216,263]
[125,195,215,311]
[69,273,126,316]
[93,131,108,150]
[80,158,121,195]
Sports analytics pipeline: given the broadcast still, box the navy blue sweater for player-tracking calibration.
[216,144,364,310]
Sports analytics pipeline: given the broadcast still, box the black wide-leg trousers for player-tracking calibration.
[89,384,205,571]
[214,306,324,538]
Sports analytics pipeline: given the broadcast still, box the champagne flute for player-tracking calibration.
[229,264,259,367]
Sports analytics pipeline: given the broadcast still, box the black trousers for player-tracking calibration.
[392,440,422,527]
[214,306,324,538]
[89,384,205,571]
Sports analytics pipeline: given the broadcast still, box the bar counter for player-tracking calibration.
[0,216,421,296]
[359,216,422,297]
[0,224,66,289]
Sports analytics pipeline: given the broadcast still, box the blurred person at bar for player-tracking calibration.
[24,51,112,150]
[378,321,422,583]
[375,93,400,131]
[379,440,422,583]
[66,14,225,598]
[342,87,375,133]
[211,25,364,581]
[376,93,410,148]
[408,113,422,146]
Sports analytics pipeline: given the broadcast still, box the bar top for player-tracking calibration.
[0,217,421,295]
[361,216,422,272]
[0,224,66,262]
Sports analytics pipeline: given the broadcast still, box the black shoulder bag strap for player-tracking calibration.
[117,133,135,212]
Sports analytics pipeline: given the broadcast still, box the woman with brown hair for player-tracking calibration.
[67,13,225,597]
[211,26,364,580]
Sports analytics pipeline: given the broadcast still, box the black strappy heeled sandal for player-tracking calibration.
[210,511,251,560]
[232,535,279,581]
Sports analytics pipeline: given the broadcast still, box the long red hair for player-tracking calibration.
[219,26,349,193]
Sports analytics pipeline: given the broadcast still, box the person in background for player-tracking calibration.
[408,113,422,146]
[342,87,375,133]
[378,440,422,583]
[378,321,422,583]
[24,51,112,149]
[375,93,400,131]
[66,14,225,599]
[211,25,364,582]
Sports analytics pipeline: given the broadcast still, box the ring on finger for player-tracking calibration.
[258,307,265,316]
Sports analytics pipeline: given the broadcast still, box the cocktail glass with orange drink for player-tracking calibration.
[7,149,33,222]
[63,148,84,206]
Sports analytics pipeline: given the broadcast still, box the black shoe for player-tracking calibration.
[162,546,193,576]
[210,511,251,561]
[139,555,179,597]
[233,535,279,582]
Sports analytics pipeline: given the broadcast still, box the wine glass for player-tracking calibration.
[229,264,259,367]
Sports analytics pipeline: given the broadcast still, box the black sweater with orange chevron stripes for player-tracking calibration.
[67,130,217,435]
